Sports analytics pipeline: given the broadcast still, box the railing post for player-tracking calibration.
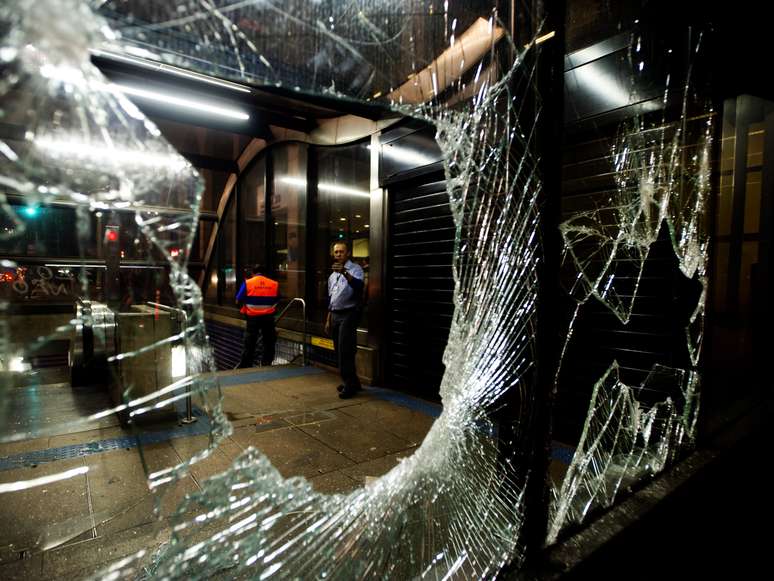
[181,384,196,424]
[302,299,307,365]
[274,297,308,366]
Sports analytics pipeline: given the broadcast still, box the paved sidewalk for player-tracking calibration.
[0,365,439,579]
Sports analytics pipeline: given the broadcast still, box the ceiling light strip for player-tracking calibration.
[111,84,250,121]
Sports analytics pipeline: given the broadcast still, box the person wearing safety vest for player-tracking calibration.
[235,264,280,368]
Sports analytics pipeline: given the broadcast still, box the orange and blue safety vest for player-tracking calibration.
[236,275,279,316]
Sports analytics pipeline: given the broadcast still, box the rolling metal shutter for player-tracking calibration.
[386,173,454,400]
[555,134,704,442]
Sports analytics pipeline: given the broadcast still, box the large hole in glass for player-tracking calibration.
[547,22,712,541]
[1,2,537,578]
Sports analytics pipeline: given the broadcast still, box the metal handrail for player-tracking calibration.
[275,297,307,366]
[146,301,196,424]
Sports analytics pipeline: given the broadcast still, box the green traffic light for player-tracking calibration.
[23,206,39,218]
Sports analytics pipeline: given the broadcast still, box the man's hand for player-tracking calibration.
[324,312,331,335]
[332,262,344,273]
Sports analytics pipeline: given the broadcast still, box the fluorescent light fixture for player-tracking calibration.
[8,356,30,373]
[91,49,252,94]
[569,62,631,110]
[380,144,440,168]
[44,264,164,270]
[171,345,187,378]
[46,263,106,268]
[279,176,370,199]
[35,136,189,170]
[111,84,250,121]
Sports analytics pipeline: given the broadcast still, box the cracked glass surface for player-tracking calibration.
[548,28,712,541]
[0,0,718,574]
[1,1,546,578]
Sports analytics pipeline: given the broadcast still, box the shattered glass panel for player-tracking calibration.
[2,1,548,578]
[549,363,700,541]
[549,27,712,541]
[0,0,228,565]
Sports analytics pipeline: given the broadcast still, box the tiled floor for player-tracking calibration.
[0,365,439,579]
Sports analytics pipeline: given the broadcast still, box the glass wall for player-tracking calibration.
[205,265,219,304]
[221,199,238,303]
[205,139,372,335]
[152,118,249,212]
[272,144,307,306]
[198,169,231,213]
[203,193,237,307]
[241,156,266,280]
[314,143,371,327]
[190,221,214,264]
[0,204,82,258]
[704,94,771,428]
[144,116,248,307]
[0,202,183,308]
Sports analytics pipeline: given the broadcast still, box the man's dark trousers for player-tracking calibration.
[238,314,275,368]
[331,309,361,391]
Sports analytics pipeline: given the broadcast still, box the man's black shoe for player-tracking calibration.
[338,389,356,399]
[337,384,363,393]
